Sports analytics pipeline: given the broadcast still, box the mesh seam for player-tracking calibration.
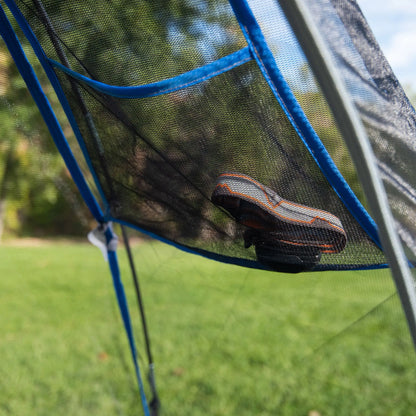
[48,47,253,99]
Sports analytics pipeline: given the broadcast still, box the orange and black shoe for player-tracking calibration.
[211,172,347,272]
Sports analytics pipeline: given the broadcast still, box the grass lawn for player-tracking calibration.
[0,239,415,415]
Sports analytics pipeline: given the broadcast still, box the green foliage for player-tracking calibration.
[0,241,415,415]
[0,40,92,239]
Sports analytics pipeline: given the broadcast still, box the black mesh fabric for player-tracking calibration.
[13,0,391,270]
[249,0,366,205]
[18,0,246,85]
[62,60,386,268]
[305,0,416,264]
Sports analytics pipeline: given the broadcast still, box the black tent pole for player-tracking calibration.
[121,225,160,416]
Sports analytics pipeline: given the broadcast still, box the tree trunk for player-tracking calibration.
[0,144,16,243]
[0,198,5,242]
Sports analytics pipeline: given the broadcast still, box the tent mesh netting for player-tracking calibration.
[10,0,415,271]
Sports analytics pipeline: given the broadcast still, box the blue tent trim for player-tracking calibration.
[113,219,388,272]
[228,0,382,250]
[4,0,110,216]
[0,4,105,223]
[105,227,151,416]
[48,46,253,99]
[0,7,151,415]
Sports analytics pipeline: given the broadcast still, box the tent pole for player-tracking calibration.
[277,0,416,349]
[121,225,160,416]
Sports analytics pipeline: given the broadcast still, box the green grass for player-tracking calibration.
[0,241,415,416]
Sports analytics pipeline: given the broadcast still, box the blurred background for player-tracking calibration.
[1,2,416,416]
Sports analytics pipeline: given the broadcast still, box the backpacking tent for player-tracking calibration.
[1,0,415,414]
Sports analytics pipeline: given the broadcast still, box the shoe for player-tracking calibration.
[211,172,347,272]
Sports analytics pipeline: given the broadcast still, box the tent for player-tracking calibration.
[1,0,415,414]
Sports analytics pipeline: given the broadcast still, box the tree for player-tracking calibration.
[0,38,91,240]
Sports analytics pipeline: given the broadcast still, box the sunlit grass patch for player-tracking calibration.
[0,241,414,415]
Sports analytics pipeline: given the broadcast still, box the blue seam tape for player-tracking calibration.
[112,218,386,271]
[4,0,109,215]
[0,4,104,223]
[2,7,151,412]
[105,225,150,416]
[112,218,267,270]
[228,0,382,249]
[48,46,252,99]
